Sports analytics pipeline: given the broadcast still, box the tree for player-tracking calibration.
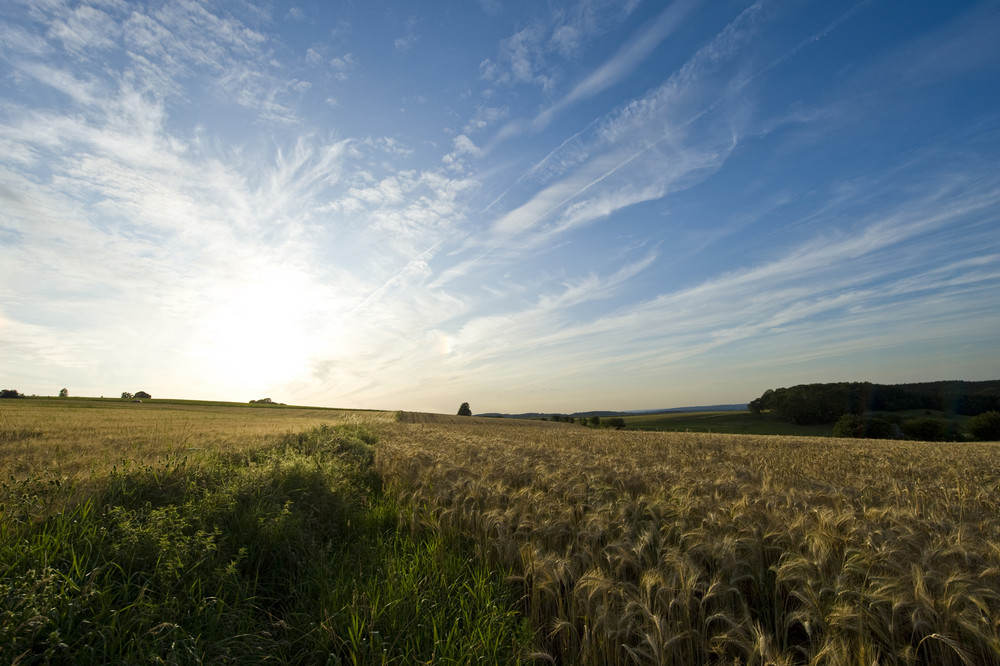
[833,414,895,439]
[457,402,472,416]
[901,417,948,441]
[967,411,1000,441]
[59,388,69,398]
[605,417,626,430]
[0,389,23,399]
[121,392,134,400]
[135,391,151,400]
[832,414,865,438]
[589,416,601,427]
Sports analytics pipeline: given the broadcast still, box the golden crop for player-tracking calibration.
[377,418,1000,665]
[0,399,390,480]
[4,402,999,664]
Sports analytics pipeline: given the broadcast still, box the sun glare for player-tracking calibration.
[198,270,321,392]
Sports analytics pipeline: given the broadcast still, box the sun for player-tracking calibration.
[198,269,323,391]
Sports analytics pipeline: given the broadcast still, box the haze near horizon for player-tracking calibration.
[2,0,999,413]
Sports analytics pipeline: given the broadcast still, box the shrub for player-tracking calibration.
[865,417,896,439]
[833,414,895,439]
[832,414,865,438]
[967,411,1000,441]
[901,416,948,441]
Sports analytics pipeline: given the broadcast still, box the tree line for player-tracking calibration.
[749,380,1000,425]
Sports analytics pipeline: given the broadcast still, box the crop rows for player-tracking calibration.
[376,422,1000,665]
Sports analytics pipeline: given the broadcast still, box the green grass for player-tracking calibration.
[0,424,535,664]
[619,410,835,436]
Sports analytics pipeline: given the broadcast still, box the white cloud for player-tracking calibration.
[330,53,356,81]
[535,0,702,129]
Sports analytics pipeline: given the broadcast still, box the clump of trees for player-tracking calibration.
[457,402,472,416]
[832,414,895,439]
[967,411,1000,441]
[1,389,24,399]
[122,391,151,400]
[899,416,953,442]
[250,398,274,404]
[750,381,1000,426]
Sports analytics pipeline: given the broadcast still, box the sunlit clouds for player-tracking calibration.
[1,0,998,412]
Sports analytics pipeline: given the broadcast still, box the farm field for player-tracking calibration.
[0,400,532,664]
[3,399,1000,664]
[377,420,1000,665]
[617,410,836,436]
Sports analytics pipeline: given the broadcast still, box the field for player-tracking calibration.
[617,410,835,436]
[3,399,1000,664]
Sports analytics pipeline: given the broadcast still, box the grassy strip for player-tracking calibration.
[0,424,533,664]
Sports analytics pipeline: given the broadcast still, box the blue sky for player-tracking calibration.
[1,0,999,413]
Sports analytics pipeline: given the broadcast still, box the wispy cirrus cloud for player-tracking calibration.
[2,1,997,411]
[533,0,702,130]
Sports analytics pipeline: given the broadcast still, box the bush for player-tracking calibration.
[865,417,896,439]
[832,414,864,438]
[833,414,895,439]
[966,411,1000,441]
[901,417,948,441]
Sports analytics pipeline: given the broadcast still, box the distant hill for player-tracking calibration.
[748,379,1000,425]
[479,404,748,419]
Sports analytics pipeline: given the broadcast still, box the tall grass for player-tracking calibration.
[1,420,534,664]
[377,422,1000,665]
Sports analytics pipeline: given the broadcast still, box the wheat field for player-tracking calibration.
[376,419,1000,665]
[3,401,999,664]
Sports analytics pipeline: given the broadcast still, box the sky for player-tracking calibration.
[1,0,999,414]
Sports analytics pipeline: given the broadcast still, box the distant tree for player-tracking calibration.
[250,397,273,404]
[59,388,69,398]
[589,416,601,427]
[605,417,626,430]
[865,418,896,440]
[901,417,948,441]
[0,389,23,399]
[121,392,134,400]
[967,411,1000,441]
[134,391,151,400]
[833,414,895,439]
[458,402,472,416]
[832,414,865,438]
[748,389,774,414]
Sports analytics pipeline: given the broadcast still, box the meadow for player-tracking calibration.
[3,399,1000,664]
